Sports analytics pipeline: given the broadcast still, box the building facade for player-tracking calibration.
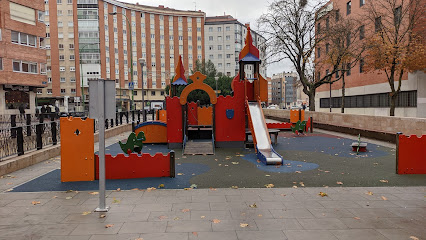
[39,0,205,112]
[204,15,267,78]
[315,0,425,117]
[0,0,47,114]
[271,72,298,108]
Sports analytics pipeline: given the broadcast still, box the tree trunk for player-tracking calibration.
[341,74,345,113]
[390,93,397,116]
[308,89,316,111]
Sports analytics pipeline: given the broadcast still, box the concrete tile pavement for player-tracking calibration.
[0,187,424,240]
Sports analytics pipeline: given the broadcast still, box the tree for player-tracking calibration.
[193,59,217,78]
[258,0,345,111]
[318,10,365,113]
[363,0,426,116]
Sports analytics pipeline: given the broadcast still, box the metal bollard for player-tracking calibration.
[17,127,24,156]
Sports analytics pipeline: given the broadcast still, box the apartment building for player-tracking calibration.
[271,72,298,108]
[204,15,267,78]
[39,0,205,112]
[315,0,425,117]
[0,0,47,114]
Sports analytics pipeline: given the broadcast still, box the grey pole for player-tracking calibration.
[139,58,146,122]
[95,79,109,212]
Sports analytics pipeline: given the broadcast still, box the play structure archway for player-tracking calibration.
[179,72,217,105]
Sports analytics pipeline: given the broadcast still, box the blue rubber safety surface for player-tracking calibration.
[241,153,319,173]
[275,134,389,158]
[11,163,210,192]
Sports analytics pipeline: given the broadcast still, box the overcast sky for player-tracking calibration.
[121,0,294,77]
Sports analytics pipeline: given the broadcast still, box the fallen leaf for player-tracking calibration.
[105,224,114,228]
[131,188,139,191]
[318,192,328,197]
[174,217,180,220]
[258,214,263,217]
[6,183,13,185]
[409,236,419,240]
[192,232,198,236]
[52,196,58,199]
[240,223,249,228]
[231,162,239,165]
[295,171,302,174]
[112,198,120,203]
[324,171,330,173]
[65,197,72,200]
[89,192,99,195]
[82,211,91,216]
[380,180,389,183]
[99,214,106,218]
[265,174,271,177]
[190,184,198,189]
[184,188,191,190]
[116,188,121,192]
[31,201,41,205]
[292,186,298,188]
[181,209,190,213]
[366,191,373,196]
[354,217,361,220]
[177,173,184,176]
[6,188,14,192]
[212,219,221,223]
[337,182,343,185]
[381,196,388,201]
[249,203,257,208]
[158,215,168,220]
[297,165,302,167]
[65,190,74,193]
[264,184,274,188]
[135,238,144,240]
[280,194,286,197]
[158,184,165,189]
[256,160,261,163]
[231,186,239,189]
[147,187,157,192]
[299,182,305,187]
[209,188,217,191]
[200,216,206,219]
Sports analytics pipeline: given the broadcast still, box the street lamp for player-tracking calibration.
[109,12,134,111]
[138,58,146,122]
[79,42,98,112]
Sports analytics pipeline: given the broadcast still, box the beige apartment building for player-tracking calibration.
[204,15,267,78]
[38,0,205,112]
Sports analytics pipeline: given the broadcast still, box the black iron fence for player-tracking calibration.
[0,110,153,161]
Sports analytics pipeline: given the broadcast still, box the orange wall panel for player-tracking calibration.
[197,106,213,126]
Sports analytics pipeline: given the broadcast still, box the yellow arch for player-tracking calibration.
[179,71,218,105]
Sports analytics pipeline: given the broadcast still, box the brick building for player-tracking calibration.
[204,15,267,78]
[0,0,47,114]
[39,0,205,112]
[315,0,425,117]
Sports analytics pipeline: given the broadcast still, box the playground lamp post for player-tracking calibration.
[109,12,134,111]
[79,43,98,111]
[138,58,146,122]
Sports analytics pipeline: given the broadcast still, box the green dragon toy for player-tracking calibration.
[119,131,146,154]
[291,120,307,135]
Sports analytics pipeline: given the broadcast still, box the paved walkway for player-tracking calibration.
[0,187,424,240]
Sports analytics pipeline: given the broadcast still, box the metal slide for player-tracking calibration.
[247,101,283,165]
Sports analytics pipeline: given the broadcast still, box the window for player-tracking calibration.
[57,0,62,3]
[209,27,213,32]
[60,67,65,71]
[37,89,42,94]
[71,89,76,93]
[60,77,66,82]
[360,0,365,7]
[59,43,64,49]
[57,10,63,16]
[326,43,329,54]
[218,54,222,59]
[70,78,76,82]
[11,31,37,47]
[47,77,52,82]
[60,89,66,94]
[374,16,382,32]
[359,25,365,40]
[0,57,3,70]
[317,47,321,58]
[67,0,72,4]
[151,91,155,96]
[12,60,38,73]
[394,6,402,26]
[179,36,183,40]
[359,58,364,73]
[226,35,230,40]
[217,27,222,32]
[68,10,73,16]
[47,89,52,94]
[218,45,222,50]
[209,36,213,41]
[226,26,230,31]
[226,45,230,50]
[226,54,231,58]
[70,67,75,71]
[38,10,45,22]
[59,55,65,60]
[218,36,222,41]
[70,55,75,60]
[347,1,351,15]
[209,54,214,59]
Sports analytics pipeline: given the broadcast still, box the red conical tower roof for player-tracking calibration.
[171,55,188,85]
[238,27,260,61]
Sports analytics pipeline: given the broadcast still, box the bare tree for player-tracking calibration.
[317,10,366,113]
[258,0,348,111]
[363,0,425,116]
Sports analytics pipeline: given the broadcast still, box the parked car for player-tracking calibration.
[267,105,279,109]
